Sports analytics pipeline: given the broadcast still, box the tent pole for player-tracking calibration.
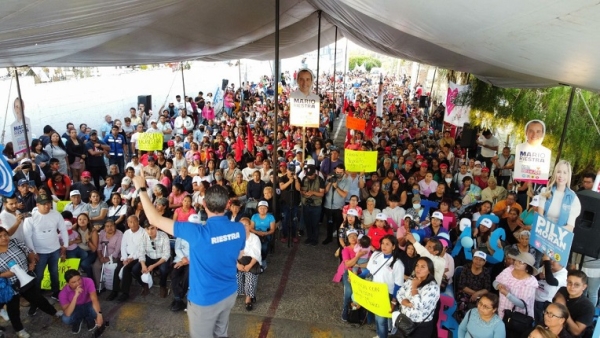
[316,10,322,94]
[14,68,31,156]
[272,0,280,224]
[181,63,186,109]
[555,86,576,165]
[429,67,437,110]
[344,38,348,94]
[238,59,243,110]
[332,27,337,103]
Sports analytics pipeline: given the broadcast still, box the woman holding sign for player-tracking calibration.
[538,160,581,232]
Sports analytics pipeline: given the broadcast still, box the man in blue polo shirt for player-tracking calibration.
[132,176,245,338]
[104,125,126,174]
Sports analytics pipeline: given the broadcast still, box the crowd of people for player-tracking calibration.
[0,65,598,338]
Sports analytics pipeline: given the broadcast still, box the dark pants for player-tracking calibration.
[303,205,322,245]
[4,283,58,332]
[477,155,494,172]
[132,256,171,288]
[281,204,298,239]
[66,247,96,281]
[109,156,125,175]
[497,175,511,189]
[88,165,107,189]
[323,208,343,241]
[120,259,139,295]
[171,265,189,300]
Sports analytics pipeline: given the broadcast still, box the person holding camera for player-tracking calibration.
[279,162,301,243]
[322,164,350,245]
[295,165,325,246]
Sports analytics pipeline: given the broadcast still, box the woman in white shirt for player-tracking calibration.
[538,160,581,232]
[107,193,128,232]
[236,218,261,311]
[365,235,404,338]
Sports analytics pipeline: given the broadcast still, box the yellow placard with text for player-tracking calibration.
[344,150,377,173]
[138,132,164,151]
[41,258,81,290]
[348,271,392,318]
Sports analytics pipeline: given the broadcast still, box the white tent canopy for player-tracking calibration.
[1,0,599,90]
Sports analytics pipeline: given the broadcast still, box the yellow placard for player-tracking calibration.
[348,271,392,318]
[41,258,81,290]
[344,150,378,173]
[138,132,164,151]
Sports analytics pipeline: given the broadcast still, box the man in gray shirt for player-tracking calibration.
[322,164,349,245]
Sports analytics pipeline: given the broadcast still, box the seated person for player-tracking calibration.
[132,224,171,298]
[455,251,492,322]
[170,235,190,312]
[553,270,595,338]
[237,217,261,311]
[59,269,105,334]
[492,192,523,219]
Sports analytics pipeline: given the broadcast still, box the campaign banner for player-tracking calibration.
[513,120,551,184]
[444,82,471,127]
[344,150,377,173]
[348,271,392,318]
[346,116,366,131]
[289,90,320,128]
[138,132,164,151]
[11,117,33,155]
[530,213,573,266]
[41,258,81,290]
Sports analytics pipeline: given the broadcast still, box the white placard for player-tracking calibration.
[289,90,320,128]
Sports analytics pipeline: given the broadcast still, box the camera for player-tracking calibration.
[327,176,338,183]
[304,198,315,206]
[287,163,296,172]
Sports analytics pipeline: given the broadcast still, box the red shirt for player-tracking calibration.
[367,226,394,251]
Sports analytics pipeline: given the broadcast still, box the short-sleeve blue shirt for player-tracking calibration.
[174,215,245,306]
[251,213,275,232]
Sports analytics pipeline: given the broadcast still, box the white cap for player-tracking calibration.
[19,158,32,165]
[530,195,540,207]
[347,209,359,217]
[192,176,203,184]
[141,272,153,288]
[432,211,444,220]
[305,158,315,166]
[480,218,493,229]
[188,214,201,224]
[121,177,132,185]
[375,213,387,221]
[437,232,450,242]
[474,251,487,261]
[70,190,81,197]
[474,160,482,166]
[258,201,269,208]
[404,214,413,220]
[346,229,359,237]
[459,218,471,231]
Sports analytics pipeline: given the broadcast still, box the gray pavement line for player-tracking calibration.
[258,242,299,338]
[333,114,345,141]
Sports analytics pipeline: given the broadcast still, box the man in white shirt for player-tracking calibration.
[477,129,499,169]
[404,233,445,285]
[130,124,144,155]
[146,120,160,133]
[114,215,144,302]
[173,110,194,135]
[0,195,26,242]
[125,154,144,176]
[23,195,69,301]
[241,159,259,181]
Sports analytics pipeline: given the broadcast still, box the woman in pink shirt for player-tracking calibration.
[173,195,197,222]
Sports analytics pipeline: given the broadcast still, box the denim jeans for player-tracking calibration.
[66,247,97,280]
[35,249,60,293]
[61,302,96,325]
[374,294,393,338]
[281,204,298,238]
[303,205,322,244]
[587,277,600,307]
[341,271,352,321]
[259,235,271,261]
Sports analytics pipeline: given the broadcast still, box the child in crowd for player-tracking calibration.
[352,235,371,277]
[60,211,79,256]
[381,195,405,231]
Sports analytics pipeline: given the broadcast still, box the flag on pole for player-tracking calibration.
[246,125,255,156]
[234,135,244,162]
[0,145,15,197]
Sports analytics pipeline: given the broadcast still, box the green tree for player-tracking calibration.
[348,56,382,72]
[462,78,600,175]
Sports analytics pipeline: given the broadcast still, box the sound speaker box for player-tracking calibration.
[572,190,600,258]
[221,79,229,91]
[419,95,429,108]
[137,95,151,114]
[460,123,478,149]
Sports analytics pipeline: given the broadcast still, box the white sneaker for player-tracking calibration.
[17,330,31,338]
[0,308,8,321]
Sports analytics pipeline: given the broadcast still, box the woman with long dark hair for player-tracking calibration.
[30,139,51,178]
[2,142,24,169]
[44,131,69,175]
[65,128,87,182]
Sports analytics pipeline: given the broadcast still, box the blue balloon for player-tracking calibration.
[460,236,474,249]
[412,232,421,243]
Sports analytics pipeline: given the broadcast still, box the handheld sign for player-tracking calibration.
[452,227,473,260]
[530,213,573,266]
[513,120,551,184]
[348,271,392,318]
[41,258,81,290]
[344,150,377,172]
[289,90,320,128]
[138,133,164,151]
[346,116,366,131]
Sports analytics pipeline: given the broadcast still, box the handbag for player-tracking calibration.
[394,298,436,336]
[346,303,367,325]
[502,299,534,332]
[364,254,391,281]
[238,256,261,275]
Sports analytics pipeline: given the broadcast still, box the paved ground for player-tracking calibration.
[5,116,377,338]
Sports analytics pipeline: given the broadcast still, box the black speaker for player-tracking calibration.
[419,95,429,108]
[221,79,229,91]
[460,123,478,149]
[137,95,151,114]
[572,190,600,258]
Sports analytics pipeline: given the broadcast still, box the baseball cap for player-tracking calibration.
[70,190,81,197]
[404,214,413,220]
[416,155,424,160]
[375,213,388,221]
[530,195,540,207]
[305,159,315,166]
[167,140,175,147]
[148,156,155,161]
[405,160,413,165]
[330,146,339,153]
[188,214,201,224]
[459,218,471,231]
[482,167,490,172]
[17,178,28,186]
[19,158,32,165]
[81,171,92,178]
[346,229,359,237]
[150,119,157,124]
[36,195,52,204]
[420,162,428,168]
[347,209,359,217]
[141,273,153,289]
[279,162,287,167]
[258,201,269,208]
[295,149,303,154]
[432,211,444,220]
[192,176,202,185]
[480,218,493,228]
[121,177,132,185]
[305,166,316,176]
[474,251,487,261]
[90,130,98,135]
[439,163,448,169]
[474,161,482,166]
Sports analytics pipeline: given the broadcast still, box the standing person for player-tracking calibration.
[23,195,69,310]
[322,164,350,245]
[44,131,69,176]
[279,163,300,243]
[85,130,110,189]
[295,165,325,246]
[131,177,245,338]
[477,130,499,169]
[0,195,26,242]
[492,147,514,189]
[104,126,126,174]
[65,129,87,183]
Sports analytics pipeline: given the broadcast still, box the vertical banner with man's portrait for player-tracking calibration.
[11,98,33,155]
[289,90,320,128]
[513,120,551,184]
